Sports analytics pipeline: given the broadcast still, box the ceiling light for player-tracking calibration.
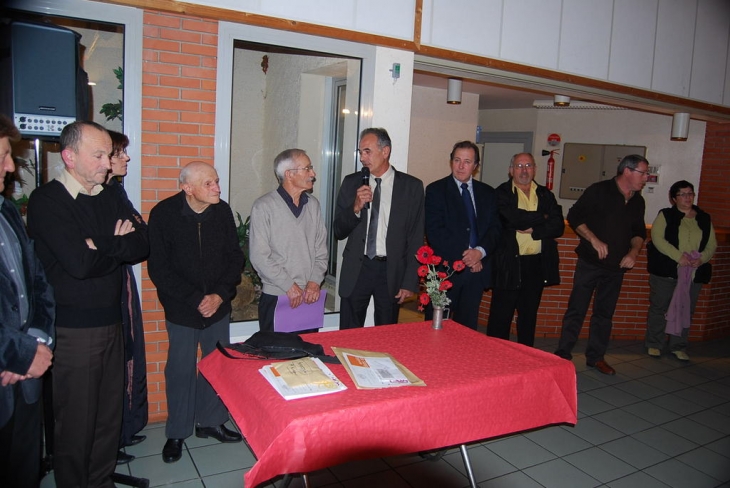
[554,95,570,106]
[670,113,690,141]
[447,78,462,104]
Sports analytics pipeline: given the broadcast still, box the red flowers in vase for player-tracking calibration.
[415,245,465,311]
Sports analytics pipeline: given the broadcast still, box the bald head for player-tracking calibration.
[180,161,221,213]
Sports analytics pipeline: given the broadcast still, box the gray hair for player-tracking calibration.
[359,128,391,151]
[509,153,535,167]
[274,148,308,183]
[616,154,649,175]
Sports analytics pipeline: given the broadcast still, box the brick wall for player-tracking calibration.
[141,11,219,422]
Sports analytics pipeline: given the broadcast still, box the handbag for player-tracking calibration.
[217,331,339,364]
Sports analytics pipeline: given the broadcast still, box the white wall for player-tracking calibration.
[180,0,730,109]
[479,108,538,135]
[408,86,479,187]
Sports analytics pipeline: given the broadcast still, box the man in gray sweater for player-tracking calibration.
[249,149,328,331]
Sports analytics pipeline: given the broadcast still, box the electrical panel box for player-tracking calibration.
[560,143,646,200]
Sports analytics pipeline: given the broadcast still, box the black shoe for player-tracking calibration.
[117,450,135,465]
[162,438,184,463]
[554,349,572,360]
[195,424,242,443]
[126,434,146,446]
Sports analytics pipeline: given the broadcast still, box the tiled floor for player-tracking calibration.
[41,332,730,488]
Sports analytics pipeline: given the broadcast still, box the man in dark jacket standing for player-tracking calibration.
[554,154,648,375]
[0,115,55,488]
[487,153,564,346]
[148,161,245,464]
[425,141,501,330]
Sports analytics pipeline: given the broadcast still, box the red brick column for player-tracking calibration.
[141,11,218,422]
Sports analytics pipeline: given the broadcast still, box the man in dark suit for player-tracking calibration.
[425,141,501,330]
[0,114,55,488]
[334,128,424,328]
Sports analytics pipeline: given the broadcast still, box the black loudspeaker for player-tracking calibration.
[0,20,83,138]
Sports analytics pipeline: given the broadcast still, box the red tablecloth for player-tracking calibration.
[199,321,577,487]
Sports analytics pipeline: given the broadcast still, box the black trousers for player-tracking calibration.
[53,323,123,488]
[487,254,544,346]
[340,258,399,329]
[258,292,277,332]
[556,258,625,363]
[0,385,42,488]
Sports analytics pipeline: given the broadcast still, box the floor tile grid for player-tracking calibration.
[516,338,730,488]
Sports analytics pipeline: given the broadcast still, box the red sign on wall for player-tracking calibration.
[547,133,561,146]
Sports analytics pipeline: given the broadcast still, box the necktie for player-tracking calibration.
[366,178,382,259]
[461,183,478,248]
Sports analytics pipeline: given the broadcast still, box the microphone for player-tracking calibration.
[361,166,370,209]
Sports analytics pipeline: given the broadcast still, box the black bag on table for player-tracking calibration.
[217,331,339,364]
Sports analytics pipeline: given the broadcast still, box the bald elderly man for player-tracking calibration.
[148,162,245,463]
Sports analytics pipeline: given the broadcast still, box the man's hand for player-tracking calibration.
[590,237,609,260]
[114,219,135,236]
[27,344,53,378]
[198,294,223,318]
[470,261,483,273]
[461,248,482,268]
[1,371,27,386]
[394,289,413,304]
[287,283,305,309]
[575,224,608,259]
[303,282,321,305]
[0,343,53,386]
[619,250,639,269]
[353,185,373,214]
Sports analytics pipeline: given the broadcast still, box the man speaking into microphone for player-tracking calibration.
[333,128,424,329]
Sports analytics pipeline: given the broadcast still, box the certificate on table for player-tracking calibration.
[274,290,327,332]
[259,357,347,400]
[332,347,426,389]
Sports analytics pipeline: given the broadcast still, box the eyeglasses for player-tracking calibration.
[511,163,534,170]
[676,192,695,198]
[288,165,314,173]
[629,168,650,176]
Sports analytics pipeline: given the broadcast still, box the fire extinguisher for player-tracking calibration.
[542,149,559,190]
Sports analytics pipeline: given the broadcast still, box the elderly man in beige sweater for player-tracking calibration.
[249,149,329,332]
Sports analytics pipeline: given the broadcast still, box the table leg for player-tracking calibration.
[459,444,477,488]
[281,473,311,488]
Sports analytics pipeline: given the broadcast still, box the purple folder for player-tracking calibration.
[273,290,327,332]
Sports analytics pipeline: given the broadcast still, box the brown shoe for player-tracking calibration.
[588,360,616,375]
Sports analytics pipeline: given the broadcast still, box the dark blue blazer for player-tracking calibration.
[425,176,501,289]
[0,199,55,428]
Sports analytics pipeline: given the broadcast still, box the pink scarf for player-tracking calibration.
[665,250,701,336]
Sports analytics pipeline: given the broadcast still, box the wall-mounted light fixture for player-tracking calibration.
[447,78,462,105]
[671,113,690,141]
[553,95,570,107]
